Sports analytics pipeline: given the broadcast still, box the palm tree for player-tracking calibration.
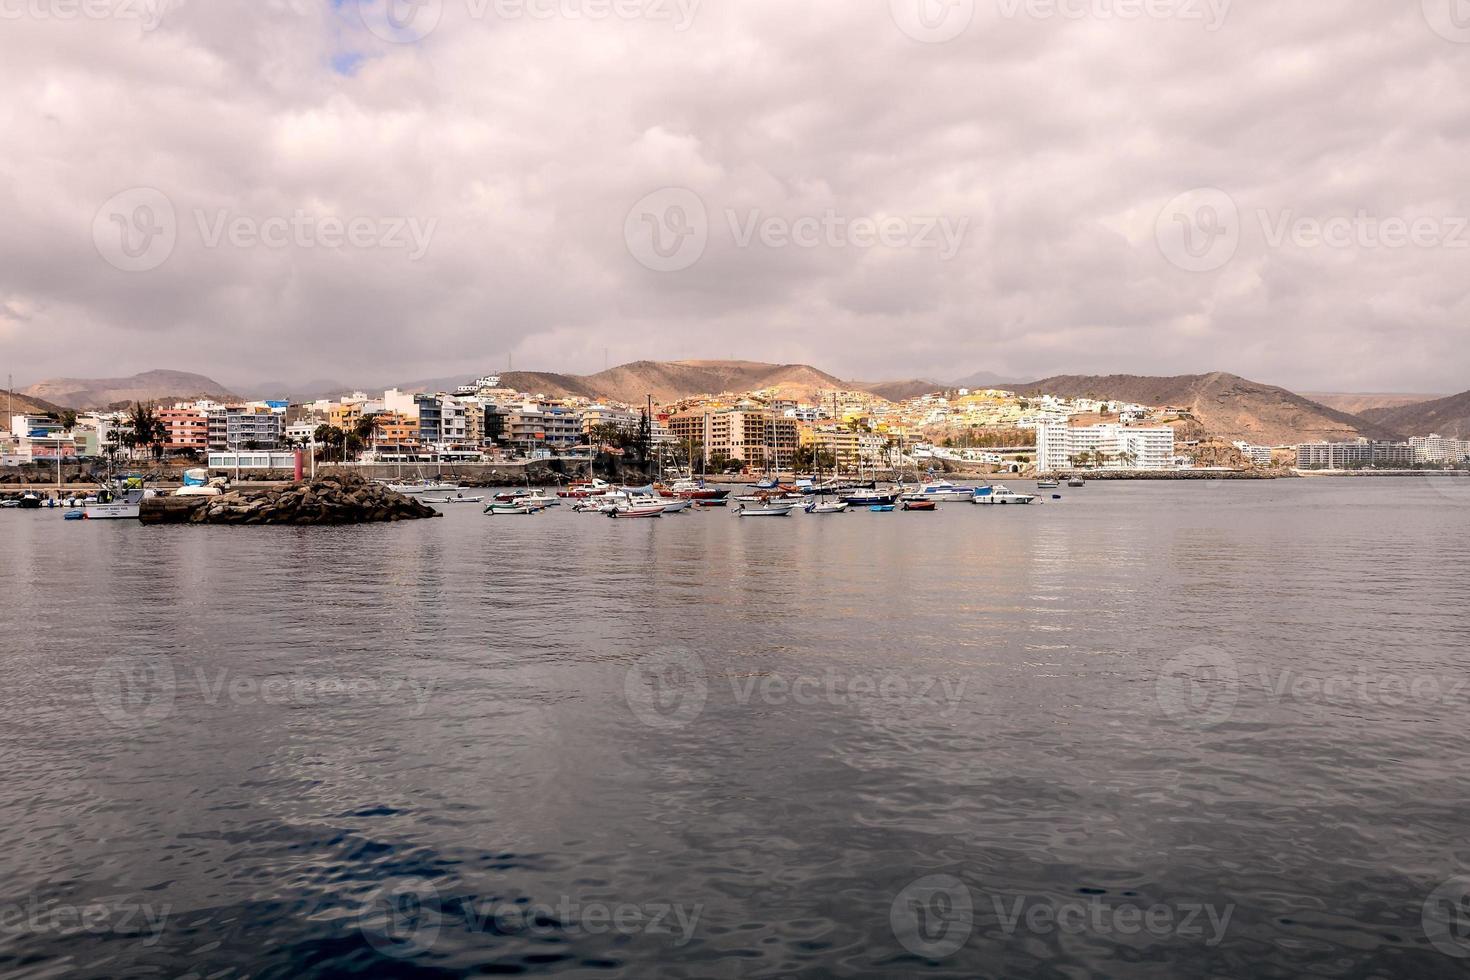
[126,402,167,462]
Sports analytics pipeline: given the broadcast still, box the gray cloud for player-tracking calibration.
[0,0,1466,393]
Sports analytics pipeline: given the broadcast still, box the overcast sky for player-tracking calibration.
[1,0,1467,393]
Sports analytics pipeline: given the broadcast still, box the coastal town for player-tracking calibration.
[4,370,1469,482]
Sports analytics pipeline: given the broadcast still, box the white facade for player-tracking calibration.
[1410,434,1470,464]
[1036,420,1176,472]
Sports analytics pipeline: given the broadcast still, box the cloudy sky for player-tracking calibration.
[1,0,1467,393]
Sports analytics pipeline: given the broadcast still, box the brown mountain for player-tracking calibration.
[24,370,240,410]
[1303,392,1444,416]
[1013,372,1401,445]
[1359,390,1470,439]
[1,389,66,424]
[493,360,934,406]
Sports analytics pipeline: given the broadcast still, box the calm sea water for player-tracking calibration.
[2,479,1469,978]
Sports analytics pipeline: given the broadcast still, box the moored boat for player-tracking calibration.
[972,485,1037,505]
[902,499,937,511]
[607,504,665,519]
[484,502,537,515]
[1037,479,1060,489]
[841,490,900,507]
[804,500,849,514]
[900,480,979,502]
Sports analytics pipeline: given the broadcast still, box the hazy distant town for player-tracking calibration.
[5,368,1468,477]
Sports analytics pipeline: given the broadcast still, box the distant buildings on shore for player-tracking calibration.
[3,378,1465,475]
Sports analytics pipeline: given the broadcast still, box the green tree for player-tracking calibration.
[126,402,167,461]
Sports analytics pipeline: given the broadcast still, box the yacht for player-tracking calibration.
[971,485,1037,506]
[900,480,981,502]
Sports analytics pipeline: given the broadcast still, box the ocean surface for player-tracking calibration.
[2,478,1469,978]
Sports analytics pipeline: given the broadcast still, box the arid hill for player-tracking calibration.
[1,389,66,424]
[1304,392,1443,416]
[1012,372,1400,445]
[24,370,240,410]
[1359,390,1470,439]
[493,360,934,406]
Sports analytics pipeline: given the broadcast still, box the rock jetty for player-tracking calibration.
[141,474,441,526]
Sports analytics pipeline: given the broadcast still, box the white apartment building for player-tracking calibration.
[1410,434,1470,465]
[1035,420,1176,472]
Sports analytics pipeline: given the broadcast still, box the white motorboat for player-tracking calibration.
[607,504,665,519]
[804,500,849,514]
[901,480,981,503]
[971,485,1037,506]
[423,494,486,504]
[736,502,796,517]
[386,480,461,495]
[660,498,693,514]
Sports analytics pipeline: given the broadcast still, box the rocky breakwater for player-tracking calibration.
[141,475,441,526]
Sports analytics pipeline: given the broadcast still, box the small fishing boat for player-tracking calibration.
[1067,477,1086,488]
[0,499,19,509]
[484,502,537,515]
[1037,479,1060,489]
[869,504,896,513]
[17,492,42,510]
[387,479,461,495]
[84,485,148,520]
[607,504,665,519]
[424,494,486,504]
[63,510,86,521]
[972,485,1037,506]
[804,500,849,514]
[661,499,693,514]
[694,497,728,508]
[736,502,795,517]
[902,499,937,511]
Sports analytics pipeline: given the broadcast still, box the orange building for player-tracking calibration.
[369,411,418,451]
[158,409,208,454]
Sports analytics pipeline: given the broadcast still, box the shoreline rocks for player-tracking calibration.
[141,474,441,526]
